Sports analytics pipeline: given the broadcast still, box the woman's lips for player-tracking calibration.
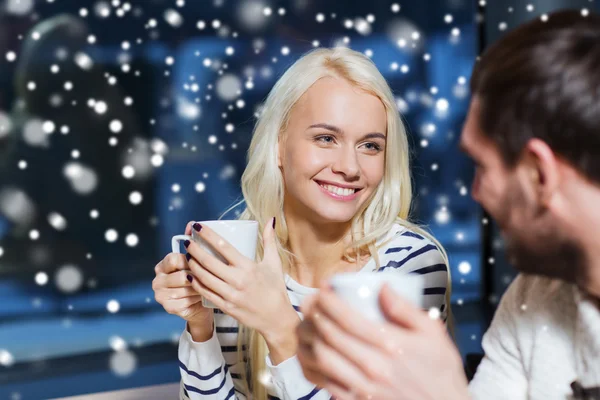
[315,181,362,201]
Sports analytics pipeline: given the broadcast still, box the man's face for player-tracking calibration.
[460,98,581,282]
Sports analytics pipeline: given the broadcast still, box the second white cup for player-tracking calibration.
[329,271,424,323]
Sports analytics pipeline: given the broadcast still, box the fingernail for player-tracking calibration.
[187,274,193,283]
[185,253,192,261]
[184,240,190,248]
[272,217,276,229]
[193,223,202,232]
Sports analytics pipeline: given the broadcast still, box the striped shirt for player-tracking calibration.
[178,224,449,399]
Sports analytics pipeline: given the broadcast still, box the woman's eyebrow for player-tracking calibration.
[307,123,386,141]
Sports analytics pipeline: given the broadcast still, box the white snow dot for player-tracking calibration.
[458,261,472,275]
[391,3,401,13]
[195,182,206,193]
[90,209,99,219]
[105,229,118,242]
[0,350,14,367]
[316,13,325,23]
[107,299,120,313]
[428,307,441,320]
[129,191,142,205]
[165,56,175,66]
[225,123,234,133]
[125,234,138,247]
[18,160,27,170]
[281,46,290,56]
[444,14,453,23]
[29,229,39,240]
[151,154,164,167]
[582,8,589,17]
[208,135,217,144]
[110,350,136,376]
[48,212,67,231]
[122,165,135,179]
[55,265,83,293]
[109,120,123,133]
[64,81,73,91]
[94,101,108,114]
[110,336,127,352]
[197,20,206,29]
[42,121,55,134]
[35,272,49,286]
[6,51,16,62]
[436,98,449,112]
[124,97,133,106]
[171,183,181,193]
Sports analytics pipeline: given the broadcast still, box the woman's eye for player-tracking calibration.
[364,142,382,151]
[316,135,335,143]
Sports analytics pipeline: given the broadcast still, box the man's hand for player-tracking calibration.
[296,282,470,400]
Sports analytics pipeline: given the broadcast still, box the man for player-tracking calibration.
[295,9,600,400]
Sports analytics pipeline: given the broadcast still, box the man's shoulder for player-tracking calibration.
[500,273,577,319]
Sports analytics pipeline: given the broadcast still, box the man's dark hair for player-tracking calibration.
[470,9,600,183]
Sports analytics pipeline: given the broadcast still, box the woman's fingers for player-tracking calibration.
[166,286,198,300]
[153,270,192,290]
[155,253,188,275]
[162,295,203,316]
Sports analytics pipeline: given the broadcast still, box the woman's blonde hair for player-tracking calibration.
[219,46,452,399]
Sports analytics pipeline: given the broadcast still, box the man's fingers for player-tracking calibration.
[379,284,431,331]
[155,253,188,275]
[300,293,318,315]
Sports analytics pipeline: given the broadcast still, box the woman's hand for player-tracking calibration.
[296,283,469,400]
[152,222,213,329]
[185,218,299,356]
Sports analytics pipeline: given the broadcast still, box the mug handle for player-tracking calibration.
[171,234,192,254]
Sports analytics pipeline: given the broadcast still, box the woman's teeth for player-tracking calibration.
[319,183,356,196]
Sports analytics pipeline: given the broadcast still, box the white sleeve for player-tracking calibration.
[178,322,246,400]
[265,354,331,400]
[468,275,529,400]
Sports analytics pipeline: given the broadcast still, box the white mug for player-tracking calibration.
[329,272,424,323]
[171,220,259,308]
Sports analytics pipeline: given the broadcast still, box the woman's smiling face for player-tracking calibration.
[278,77,387,224]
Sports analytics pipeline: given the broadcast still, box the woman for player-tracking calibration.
[152,47,451,400]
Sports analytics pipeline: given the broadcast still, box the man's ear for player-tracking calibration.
[524,138,561,206]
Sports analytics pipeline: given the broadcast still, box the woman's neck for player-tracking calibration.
[284,215,366,288]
